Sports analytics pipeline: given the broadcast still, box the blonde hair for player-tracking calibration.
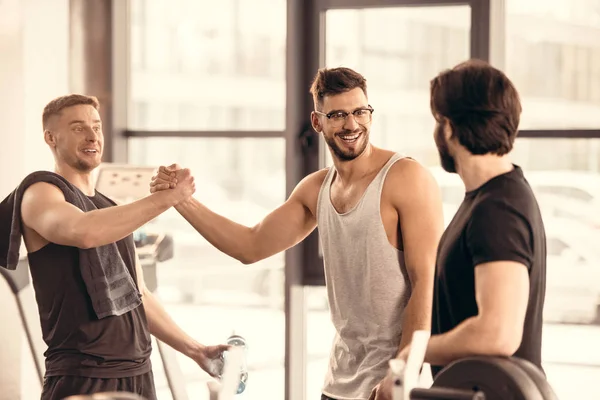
[42,94,100,129]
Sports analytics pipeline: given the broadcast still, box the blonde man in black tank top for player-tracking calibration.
[151,68,445,400]
[18,95,229,400]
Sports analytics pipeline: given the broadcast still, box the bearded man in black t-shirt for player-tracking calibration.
[397,59,547,379]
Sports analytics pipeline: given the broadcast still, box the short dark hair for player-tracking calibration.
[309,67,367,110]
[430,59,522,156]
[42,94,100,129]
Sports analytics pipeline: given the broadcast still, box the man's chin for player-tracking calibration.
[436,149,456,174]
[75,161,100,173]
[339,144,369,162]
[335,149,363,162]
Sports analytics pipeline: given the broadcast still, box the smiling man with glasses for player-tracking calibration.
[150,67,444,400]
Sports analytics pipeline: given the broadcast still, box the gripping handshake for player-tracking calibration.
[149,164,192,200]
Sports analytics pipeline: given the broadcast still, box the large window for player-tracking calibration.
[506,0,600,129]
[511,138,600,398]
[128,138,286,399]
[127,1,287,397]
[503,1,600,395]
[129,0,286,131]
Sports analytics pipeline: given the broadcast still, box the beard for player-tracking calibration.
[434,123,457,173]
[57,148,100,173]
[324,127,369,162]
[74,158,99,172]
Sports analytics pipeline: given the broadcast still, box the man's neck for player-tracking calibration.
[331,144,376,185]
[55,164,95,196]
[456,153,514,192]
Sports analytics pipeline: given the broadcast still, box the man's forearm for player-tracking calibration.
[143,289,203,358]
[424,316,509,366]
[79,191,178,248]
[397,283,432,354]
[175,197,256,263]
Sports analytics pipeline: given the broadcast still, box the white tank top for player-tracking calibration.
[316,153,411,399]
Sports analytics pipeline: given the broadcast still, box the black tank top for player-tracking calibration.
[27,191,152,378]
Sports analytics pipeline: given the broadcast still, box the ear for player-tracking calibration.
[443,119,453,140]
[311,111,322,134]
[44,130,57,147]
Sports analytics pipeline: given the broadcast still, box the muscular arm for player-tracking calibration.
[21,182,180,249]
[424,261,529,365]
[390,161,444,352]
[173,170,326,264]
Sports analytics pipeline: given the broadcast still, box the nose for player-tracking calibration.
[85,127,100,142]
[343,113,359,131]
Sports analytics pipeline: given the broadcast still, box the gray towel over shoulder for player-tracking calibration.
[0,171,142,319]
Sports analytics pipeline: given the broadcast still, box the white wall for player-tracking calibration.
[23,0,70,176]
[0,0,69,398]
[0,0,69,198]
[0,0,27,198]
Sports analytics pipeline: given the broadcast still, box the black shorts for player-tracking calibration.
[41,372,156,400]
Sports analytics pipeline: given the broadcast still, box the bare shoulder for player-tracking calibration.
[290,168,330,216]
[20,182,66,243]
[387,157,435,184]
[384,157,441,205]
[22,181,66,210]
[300,168,330,188]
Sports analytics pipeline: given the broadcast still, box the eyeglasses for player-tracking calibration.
[315,106,374,128]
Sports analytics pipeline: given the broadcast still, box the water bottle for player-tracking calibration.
[224,333,248,394]
[209,332,248,395]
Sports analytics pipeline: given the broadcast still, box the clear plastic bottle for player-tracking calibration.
[209,332,248,395]
[225,333,248,394]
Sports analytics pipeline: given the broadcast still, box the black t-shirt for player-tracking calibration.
[28,191,152,378]
[431,165,546,376]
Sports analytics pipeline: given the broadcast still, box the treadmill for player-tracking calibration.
[95,163,187,400]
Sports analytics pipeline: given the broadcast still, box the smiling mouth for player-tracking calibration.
[338,133,360,143]
[82,149,98,154]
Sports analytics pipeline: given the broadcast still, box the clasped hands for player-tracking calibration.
[149,163,194,199]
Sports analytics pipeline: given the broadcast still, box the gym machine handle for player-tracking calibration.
[410,387,486,400]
